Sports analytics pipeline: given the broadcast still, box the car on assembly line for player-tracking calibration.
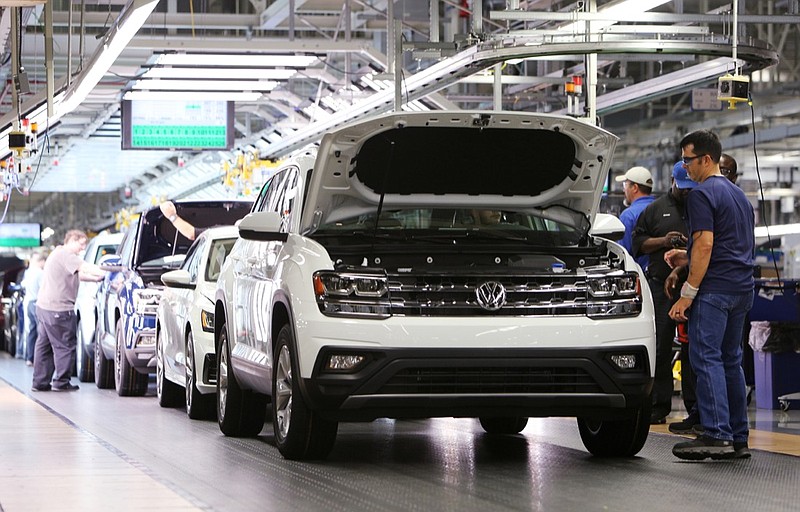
[213,111,656,460]
[156,225,239,419]
[94,200,252,396]
[75,231,124,382]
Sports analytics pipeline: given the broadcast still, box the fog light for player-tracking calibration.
[326,354,366,372]
[610,354,637,370]
[137,333,156,347]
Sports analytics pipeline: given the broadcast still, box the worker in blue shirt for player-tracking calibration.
[615,166,655,270]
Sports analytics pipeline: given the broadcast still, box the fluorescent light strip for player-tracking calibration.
[124,90,263,101]
[58,0,160,117]
[755,224,800,238]
[132,79,280,91]
[154,53,319,68]
[558,0,671,33]
[142,67,299,80]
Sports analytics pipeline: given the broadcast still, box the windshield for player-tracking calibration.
[314,208,583,245]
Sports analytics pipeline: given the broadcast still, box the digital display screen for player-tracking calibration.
[121,100,234,150]
[0,223,41,247]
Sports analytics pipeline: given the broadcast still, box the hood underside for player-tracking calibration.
[302,111,618,233]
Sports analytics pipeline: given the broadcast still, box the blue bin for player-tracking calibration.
[754,350,800,409]
[751,280,800,322]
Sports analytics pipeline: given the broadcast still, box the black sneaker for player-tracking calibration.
[673,435,735,460]
[692,424,705,435]
[52,384,80,392]
[31,385,52,392]
[733,442,751,459]
[669,414,700,434]
[649,414,667,425]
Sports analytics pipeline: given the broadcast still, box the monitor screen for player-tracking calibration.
[0,223,41,247]
[121,100,234,150]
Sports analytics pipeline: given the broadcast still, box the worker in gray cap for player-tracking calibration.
[615,166,655,270]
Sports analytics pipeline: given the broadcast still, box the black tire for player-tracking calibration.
[577,402,651,457]
[94,324,115,389]
[186,331,214,420]
[156,328,183,407]
[76,318,95,383]
[273,324,338,460]
[479,416,529,435]
[216,322,266,436]
[114,319,149,397]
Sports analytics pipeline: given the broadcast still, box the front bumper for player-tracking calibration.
[125,314,157,371]
[302,346,652,422]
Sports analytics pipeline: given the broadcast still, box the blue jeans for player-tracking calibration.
[688,291,753,443]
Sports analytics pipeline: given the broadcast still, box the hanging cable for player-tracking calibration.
[748,94,781,283]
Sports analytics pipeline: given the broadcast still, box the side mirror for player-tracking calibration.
[161,269,195,289]
[590,213,625,241]
[238,211,288,242]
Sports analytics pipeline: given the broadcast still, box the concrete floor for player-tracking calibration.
[2,353,799,512]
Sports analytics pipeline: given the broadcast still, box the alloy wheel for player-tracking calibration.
[275,344,293,440]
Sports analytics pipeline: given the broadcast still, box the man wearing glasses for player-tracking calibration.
[720,153,739,184]
[668,130,755,461]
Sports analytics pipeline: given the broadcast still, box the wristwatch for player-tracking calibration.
[168,214,177,222]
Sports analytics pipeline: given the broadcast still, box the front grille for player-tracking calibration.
[379,366,602,395]
[388,274,588,316]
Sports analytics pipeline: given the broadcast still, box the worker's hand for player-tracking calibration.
[664,231,687,249]
[664,268,681,299]
[664,248,688,269]
[160,201,177,218]
[669,297,692,323]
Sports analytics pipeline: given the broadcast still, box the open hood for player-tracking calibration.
[301,111,618,234]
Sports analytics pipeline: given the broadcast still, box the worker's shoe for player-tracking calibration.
[668,412,700,434]
[51,383,80,392]
[733,442,752,459]
[672,435,735,460]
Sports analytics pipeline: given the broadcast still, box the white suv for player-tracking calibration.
[214,111,656,460]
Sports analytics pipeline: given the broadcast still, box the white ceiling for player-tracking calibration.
[1,0,799,233]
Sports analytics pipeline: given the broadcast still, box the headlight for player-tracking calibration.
[200,310,214,332]
[132,288,161,315]
[586,272,641,319]
[313,271,391,318]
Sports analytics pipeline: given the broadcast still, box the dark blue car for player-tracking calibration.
[94,200,252,396]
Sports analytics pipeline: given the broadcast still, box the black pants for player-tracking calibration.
[31,307,77,389]
[679,341,697,413]
[649,277,676,417]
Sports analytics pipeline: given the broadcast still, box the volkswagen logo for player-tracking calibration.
[475,281,507,311]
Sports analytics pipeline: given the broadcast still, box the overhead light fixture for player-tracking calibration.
[131,79,279,92]
[123,90,264,101]
[558,0,672,32]
[57,0,159,117]
[141,67,299,81]
[153,53,319,68]
[755,224,800,238]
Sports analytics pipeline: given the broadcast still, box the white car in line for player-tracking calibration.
[156,225,239,419]
[214,111,656,460]
[75,231,124,382]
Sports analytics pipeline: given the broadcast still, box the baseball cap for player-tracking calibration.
[672,161,698,189]
[615,166,653,187]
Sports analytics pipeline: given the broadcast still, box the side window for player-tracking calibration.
[205,238,236,282]
[182,238,207,283]
[279,168,299,232]
[252,178,272,212]
[94,244,118,264]
[258,170,287,213]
